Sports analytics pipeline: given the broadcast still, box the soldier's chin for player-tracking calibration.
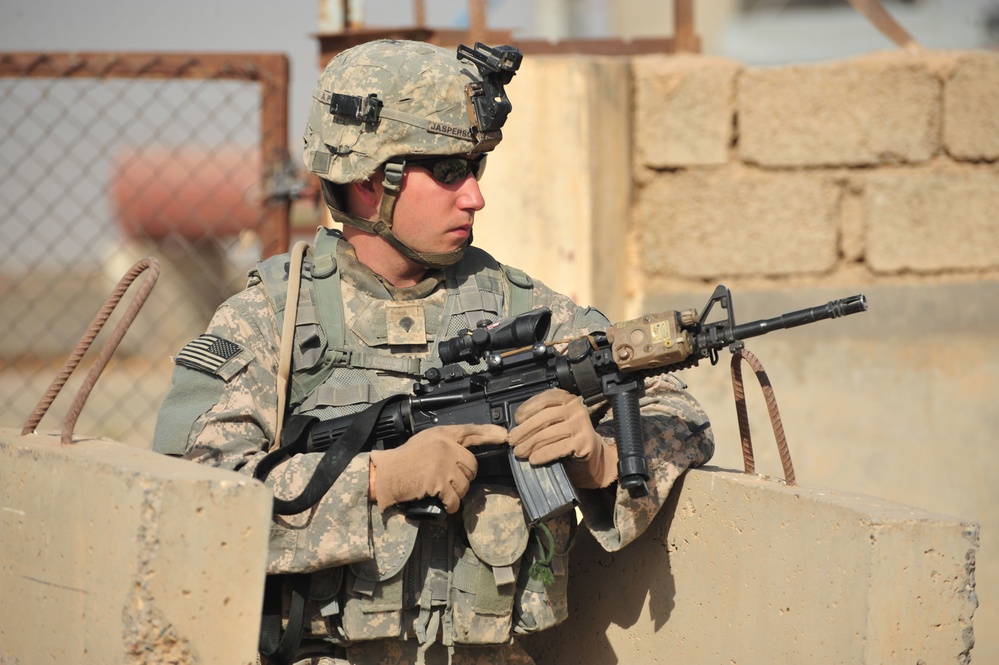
[433,232,474,254]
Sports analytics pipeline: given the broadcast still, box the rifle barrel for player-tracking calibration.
[730,294,868,343]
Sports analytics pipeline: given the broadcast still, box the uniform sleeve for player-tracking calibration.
[529,278,715,552]
[529,280,611,342]
[152,285,374,573]
[579,373,714,552]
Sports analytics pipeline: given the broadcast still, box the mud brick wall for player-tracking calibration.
[632,50,999,288]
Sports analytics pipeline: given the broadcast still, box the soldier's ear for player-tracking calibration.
[344,178,381,215]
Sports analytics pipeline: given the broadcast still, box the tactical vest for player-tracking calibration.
[251,228,573,649]
[252,227,534,420]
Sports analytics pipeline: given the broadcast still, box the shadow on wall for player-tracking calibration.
[520,475,686,663]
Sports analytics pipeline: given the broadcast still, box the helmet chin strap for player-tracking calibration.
[323,159,470,270]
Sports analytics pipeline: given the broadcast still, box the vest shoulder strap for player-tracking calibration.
[289,228,349,406]
[254,234,539,411]
[250,229,346,408]
[501,263,534,317]
[445,246,535,322]
[250,249,302,321]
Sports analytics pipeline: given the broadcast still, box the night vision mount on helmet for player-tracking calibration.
[457,42,522,149]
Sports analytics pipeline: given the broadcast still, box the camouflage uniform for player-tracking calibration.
[153,39,714,665]
[154,233,713,664]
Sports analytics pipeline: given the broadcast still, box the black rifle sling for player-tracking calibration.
[255,394,408,662]
[254,394,408,516]
[259,573,310,665]
[252,413,317,493]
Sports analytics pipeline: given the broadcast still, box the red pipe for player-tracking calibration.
[110,146,261,241]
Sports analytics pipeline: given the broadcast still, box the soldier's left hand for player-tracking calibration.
[509,388,618,489]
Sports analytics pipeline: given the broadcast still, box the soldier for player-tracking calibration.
[153,40,714,665]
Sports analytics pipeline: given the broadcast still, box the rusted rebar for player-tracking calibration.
[21,258,161,444]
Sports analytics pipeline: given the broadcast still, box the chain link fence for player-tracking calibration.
[1,52,291,448]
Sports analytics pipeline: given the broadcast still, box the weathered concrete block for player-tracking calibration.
[522,467,978,664]
[865,166,999,273]
[635,167,839,279]
[945,52,999,161]
[739,52,941,167]
[0,429,272,664]
[633,54,740,168]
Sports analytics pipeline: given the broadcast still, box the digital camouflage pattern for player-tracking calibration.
[305,40,489,185]
[154,234,714,665]
[288,637,537,664]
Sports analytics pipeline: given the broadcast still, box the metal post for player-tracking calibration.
[846,0,917,48]
[317,0,346,33]
[674,0,700,53]
[469,0,488,44]
[537,0,573,42]
[258,54,291,258]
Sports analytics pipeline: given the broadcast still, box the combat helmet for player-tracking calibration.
[304,39,522,268]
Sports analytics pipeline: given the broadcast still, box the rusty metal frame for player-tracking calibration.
[0,51,291,257]
[318,0,700,63]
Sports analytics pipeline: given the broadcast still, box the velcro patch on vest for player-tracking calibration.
[385,302,427,346]
[175,334,248,380]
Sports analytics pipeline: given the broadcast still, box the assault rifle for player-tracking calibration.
[267,285,867,524]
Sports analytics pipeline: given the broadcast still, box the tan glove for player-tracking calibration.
[509,389,619,489]
[369,424,508,513]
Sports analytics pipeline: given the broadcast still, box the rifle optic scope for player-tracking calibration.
[438,307,552,366]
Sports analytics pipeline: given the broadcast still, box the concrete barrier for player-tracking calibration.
[521,467,979,664]
[0,428,978,662]
[0,428,272,664]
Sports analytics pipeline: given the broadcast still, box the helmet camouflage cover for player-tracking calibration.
[305,39,517,184]
[303,39,521,268]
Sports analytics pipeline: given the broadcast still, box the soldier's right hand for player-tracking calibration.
[368,424,508,513]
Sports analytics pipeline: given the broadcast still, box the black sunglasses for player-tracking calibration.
[405,154,487,185]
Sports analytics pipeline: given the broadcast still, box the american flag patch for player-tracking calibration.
[175,334,245,375]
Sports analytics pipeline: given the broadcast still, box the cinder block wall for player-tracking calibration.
[480,48,998,662]
[629,49,999,663]
[632,50,999,289]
